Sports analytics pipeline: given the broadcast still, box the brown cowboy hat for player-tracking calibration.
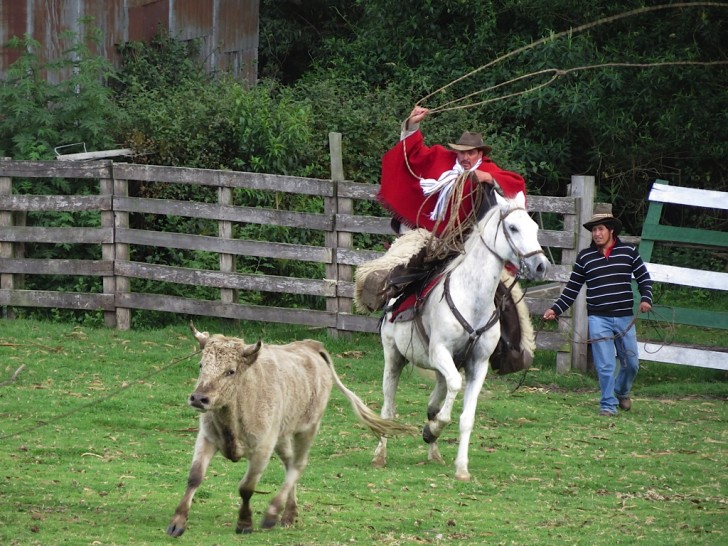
[447,131,492,154]
[583,213,622,235]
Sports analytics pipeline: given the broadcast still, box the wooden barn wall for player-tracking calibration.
[0,0,259,85]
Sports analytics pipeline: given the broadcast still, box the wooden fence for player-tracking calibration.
[636,180,728,371]
[5,138,706,373]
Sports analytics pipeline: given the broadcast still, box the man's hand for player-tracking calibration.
[408,105,429,127]
[474,170,494,184]
[639,302,652,313]
[543,309,557,320]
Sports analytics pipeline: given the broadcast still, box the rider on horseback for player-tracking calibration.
[358,105,534,375]
[378,105,527,236]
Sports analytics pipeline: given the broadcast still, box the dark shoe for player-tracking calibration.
[618,397,632,411]
[599,410,616,417]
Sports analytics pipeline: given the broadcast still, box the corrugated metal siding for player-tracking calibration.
[0,0,258,84]
[0,0,28,71]
[128,0,170,43]
[216,0,258,80]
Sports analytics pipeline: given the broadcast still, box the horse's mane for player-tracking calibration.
[441,200,503,276]
[423,174,488,261]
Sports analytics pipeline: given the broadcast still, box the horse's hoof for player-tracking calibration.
[422,423,437,444]
[427,441,445,464]
[371,455,387,468]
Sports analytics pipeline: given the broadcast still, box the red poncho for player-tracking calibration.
[378,130,526,235]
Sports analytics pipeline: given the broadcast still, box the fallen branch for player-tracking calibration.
[0,364,25,387]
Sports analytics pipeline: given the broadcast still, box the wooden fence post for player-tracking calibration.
[325,132,352,336]
[0,158,14,319]
[100,169,117,327]
[114,172,131,330]
[565,175,595,373]
[218,186,237,307]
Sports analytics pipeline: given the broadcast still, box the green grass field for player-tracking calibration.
[1,318,726,545]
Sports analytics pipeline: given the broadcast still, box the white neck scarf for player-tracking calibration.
[419,159,482,221]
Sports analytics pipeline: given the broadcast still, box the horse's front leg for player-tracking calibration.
[372,337,406,468]
[425,372,447,464]
[422,344,461,445]
[453,356,489,481]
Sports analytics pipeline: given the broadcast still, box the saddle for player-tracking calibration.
[356,246,533,375]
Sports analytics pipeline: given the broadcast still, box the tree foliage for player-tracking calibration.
[260,0,727,233]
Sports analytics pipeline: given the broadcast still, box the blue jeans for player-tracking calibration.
[588,315,640,414]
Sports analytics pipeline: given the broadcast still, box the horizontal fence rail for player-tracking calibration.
[6,149,719,371]
[636,180,728,370]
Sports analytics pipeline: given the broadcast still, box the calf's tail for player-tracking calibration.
[319,350,416,439]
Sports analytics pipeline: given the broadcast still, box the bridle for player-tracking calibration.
[479,205,545,277]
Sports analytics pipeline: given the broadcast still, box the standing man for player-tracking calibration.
[544,213,653,416]
[378,105,526,235]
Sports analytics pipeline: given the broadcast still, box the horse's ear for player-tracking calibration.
[514,191,526,208]
[494,189,507,207]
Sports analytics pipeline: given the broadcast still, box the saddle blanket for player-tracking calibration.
[389,276,441,322]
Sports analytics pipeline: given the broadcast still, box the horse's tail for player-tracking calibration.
[319,350,417,438]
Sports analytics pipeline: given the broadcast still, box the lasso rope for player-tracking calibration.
[0,348,202,441]
[400,2,726,246]
[420,176,488,262]
[417,2,728,111]
[428,60,728,114]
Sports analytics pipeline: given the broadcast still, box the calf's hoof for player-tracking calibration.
[166,521,186,537]
[281,510,297,527]
[235,524,253,534]
[261,515,278,529]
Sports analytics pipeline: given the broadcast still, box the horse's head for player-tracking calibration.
[490,191,550,281]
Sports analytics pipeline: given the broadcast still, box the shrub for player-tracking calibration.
[0,20,125,161]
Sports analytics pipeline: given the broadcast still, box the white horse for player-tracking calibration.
[372,190,550,481]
